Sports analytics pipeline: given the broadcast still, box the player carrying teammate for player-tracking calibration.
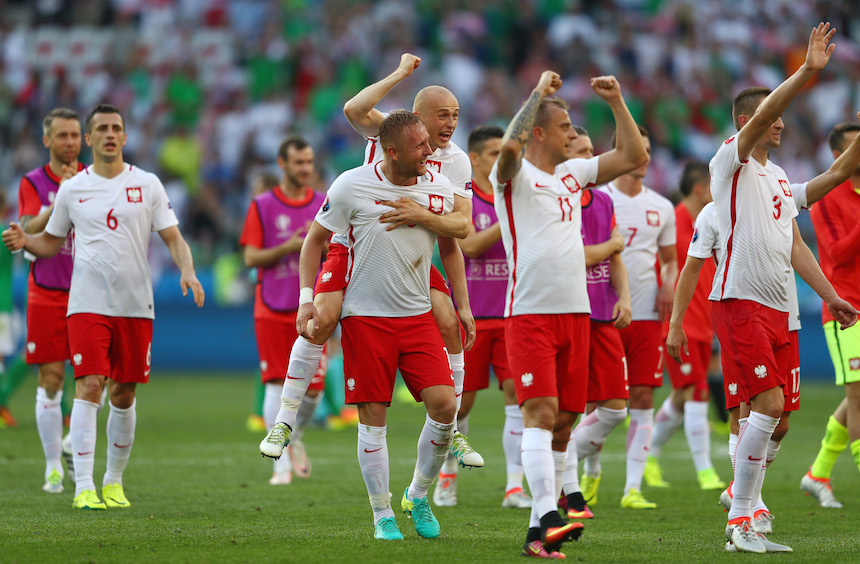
[2,104,205,510]
[493,71,647,557]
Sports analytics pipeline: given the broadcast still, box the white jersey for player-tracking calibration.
[315,161,455,318]
[709,135,798,312]
[600,183,676,321]
[491,156,599,317]
[45,164,178,318]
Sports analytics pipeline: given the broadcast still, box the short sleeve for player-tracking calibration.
[687,204,718,259]
[791,182,808,211]
[18,176,42,218]
[239,200,263,248]
[44,184,71,238]
[657,200,676,248]
[314,173,353,234]
[150,174,179,232]
[564,156,599,189]
[447,152,473,199]
[709,136,744,182]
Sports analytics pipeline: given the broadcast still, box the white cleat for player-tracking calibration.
[718,484,732,511]
[259,422,291,459]
[757,534,792,553]
[432,473,458,507]
[42,469,63,494]
[753,510,773,534]
[61,433,75,484]
[800,471,843,508]
[450,431,484,468]
[501,487,532,509]
[288,440,311,479]
[725,519,765,553]
[269,469,292,485]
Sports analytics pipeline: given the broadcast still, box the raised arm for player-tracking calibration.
[244,221,310,268]
[439,236,476,351]
[496,71,562,184]
[591,77,649,186]
[2,223,65,258]
[296,221,333,338]
[805,111,860,205]
[737,22,836,161]
[158,225,204,307]
[343,53,421,138]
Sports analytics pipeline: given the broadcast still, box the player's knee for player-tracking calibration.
[37,366,64,394]
[75,377,103,403]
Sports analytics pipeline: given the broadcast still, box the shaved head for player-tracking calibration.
[412,85,459,150]
[413,86,458,113]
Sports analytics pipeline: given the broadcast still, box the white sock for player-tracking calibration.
[263,382,282,429]
[503,405,525,491]
[728,433,738,471]
[684,400,713,472]
[292,392,322,443]
[553,450,568,499]
[521,427,556,523]
[753,440,780,512]
[36,387,63,478]
[449,352,465,420]
[71,399,100,496]
[734,417,748,476]
[625,408,654,495]
[409,415,454,500]
[562,435,580,496]
[574,406,626,459]
[277,338,324,428]
[583,450,601,478]
[358,424,394,524]
[103,400,136,486]
[650,397,682,458]
[728,411,778,521]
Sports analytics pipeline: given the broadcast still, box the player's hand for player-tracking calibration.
[591,76,622,100]
[655,285,673,322]
[285,221,311,251]
[610,226,625,253]
[1,223,27,252]
[612,297,632,329]
[59,164,77,184]
[378,198,428,231]
[457,306,477,351]
[827,296,859,330]
[665,324,688,364]
[804,22,837,73]
[180,271,205,307]
[535,71,562,98]
[297,302,320,339]
[397,53,421,77]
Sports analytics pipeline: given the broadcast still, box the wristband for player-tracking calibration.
[299,287,314,305]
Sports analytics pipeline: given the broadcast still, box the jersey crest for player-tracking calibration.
[646,210,660,227]
[429,195,444,214]
[426,160,442,173]
[561,174,581,194]
[778,179,792,198]
[126,187,142,203]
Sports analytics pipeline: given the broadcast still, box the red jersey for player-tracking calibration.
[675,202,715,342]
[809,179,860,324]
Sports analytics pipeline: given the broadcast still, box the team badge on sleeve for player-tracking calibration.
[322,197,330,212]
[126,187,142,203]
[691,229,699,242]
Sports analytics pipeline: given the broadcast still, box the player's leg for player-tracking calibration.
[846,379,860,475]
[500,378,532,508]
[36,361,65,492]
[647,387,682,487]
[288,354,327,479]
[681,339,724,490]
[356,401,401,540]
[70,372,107,509]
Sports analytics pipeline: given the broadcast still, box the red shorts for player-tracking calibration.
[665,337,711,401]
[587,320,629,403]
[464,318,510,392]
[340,313,452,405]
[26,303,70,364]
[618,320,664,388]
[255,313,326,390]
[506,313,589,413]
[718,334,745,410]
[315,242,349,294]
[784,330,800,411]
[712,299,789,403]
[430,265,450,295]
[67,313,152,383]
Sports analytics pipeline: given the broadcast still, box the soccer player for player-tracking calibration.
[432,125,531,508]
[17,108,83,493]
[493,71,647,557]
[295,110,461,541]
[804,118,860,507]
[260,53,481,469]
[598,126,677,509]
[705,23,855,553]
[2,104,205,510]
[240,137,327,485]
[646,161,726,491]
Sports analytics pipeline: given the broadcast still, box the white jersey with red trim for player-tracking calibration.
[315,162,455,318]
[45,164,178,318]
[600,183,675,321]
[491,156,599,317]
[708,135,798,312]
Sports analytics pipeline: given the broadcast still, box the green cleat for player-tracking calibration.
[580,472,601,506]
[620,489,656,509]
[42,469,64,494]
[401,487,440,539]
[374,516,404,540]
[643,455,669,488]
[697,467,726,491]
[259,422,291,459]
[103,483,131,508]
[73,489,106,510]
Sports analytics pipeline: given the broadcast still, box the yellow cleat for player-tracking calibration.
[246,414,267,433]
[73,489,106,510]
[643,455,669,488]
[102,483,131,508]
[698,467,727,491]
[581,472,601,506]
[620,489,656,509]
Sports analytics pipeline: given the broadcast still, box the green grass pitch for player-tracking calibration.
[1,373,857,563]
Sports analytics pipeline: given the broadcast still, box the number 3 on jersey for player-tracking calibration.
[107,208,118,230]
[772,196,782,220]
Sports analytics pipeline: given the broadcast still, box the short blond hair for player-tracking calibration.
[379,110,424,151]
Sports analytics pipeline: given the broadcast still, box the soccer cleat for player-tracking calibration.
[374,516,404,540]
[73,489,106,510]
[620,489,656,509]
[432,472,458,507]
[246,414,267,433]
[42,469,63,494]
[540,513,584,551]
[0,406,16,427]
[269,469,292,485]
[725,518,765,553]
[401,487,440,539]
[567,505,594,520]
[580,472,601,506]
[522,540,567,559]
[103,483,131,508]
[800,470,843,508]
[697,467,726,491]
[502,487,532,509]
[752,509,773,534]
[259,422,291,459]
[643,455,669,487]
[450,431,484,468]
[288,440,311,479]
[719,482,733,511]
[756,534,792,553]
[61,433,75,484]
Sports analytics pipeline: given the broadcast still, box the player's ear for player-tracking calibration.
[84,133,93,148]
[531,125,545,143]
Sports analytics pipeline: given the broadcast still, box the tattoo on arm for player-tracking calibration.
[505,91,542,146]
